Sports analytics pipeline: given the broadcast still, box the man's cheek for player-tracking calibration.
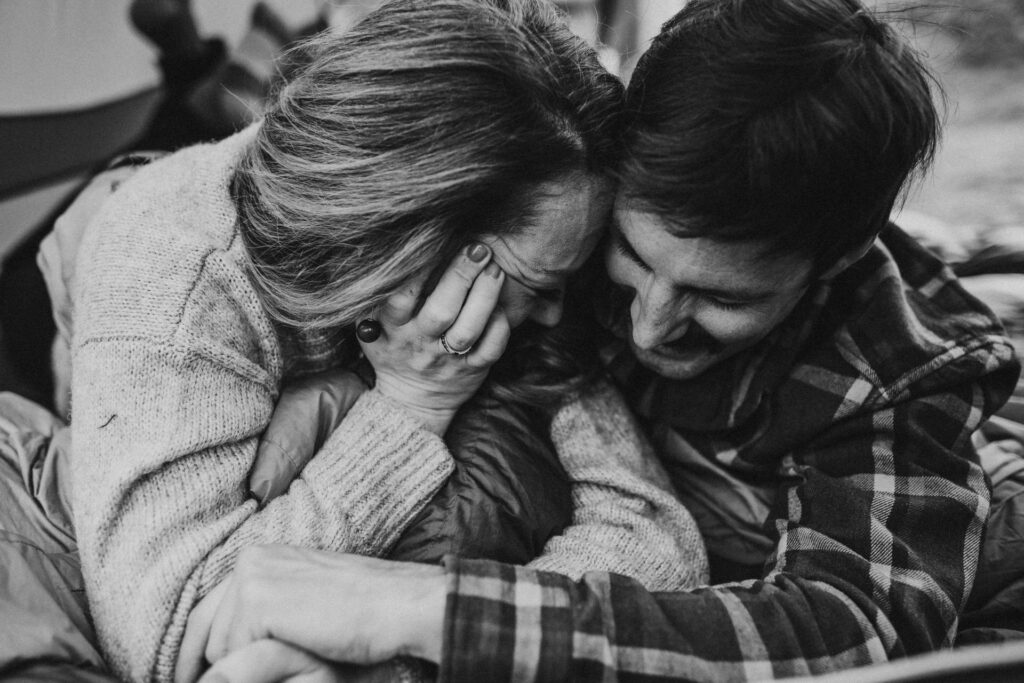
[700,312,769,348]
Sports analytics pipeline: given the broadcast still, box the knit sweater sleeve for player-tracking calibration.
[70,246,453,682]
[527,380,709,591]
[72,335,451,682]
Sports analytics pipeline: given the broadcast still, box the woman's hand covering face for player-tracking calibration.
[243,243,510,508]
[362,242,510,435]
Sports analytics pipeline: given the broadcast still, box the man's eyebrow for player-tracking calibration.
[612,219,775,302]
[690,282,774,302]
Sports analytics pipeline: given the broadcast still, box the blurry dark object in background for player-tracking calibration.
[954,226,1024,277]
[130,0,326,150]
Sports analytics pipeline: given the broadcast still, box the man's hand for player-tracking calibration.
[198,546,447,670]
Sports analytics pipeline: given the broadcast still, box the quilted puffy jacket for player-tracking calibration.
[388,393,572,564]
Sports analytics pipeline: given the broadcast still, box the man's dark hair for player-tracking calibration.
[618,0,940,273]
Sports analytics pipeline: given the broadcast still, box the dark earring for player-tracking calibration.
[356,319,381,343]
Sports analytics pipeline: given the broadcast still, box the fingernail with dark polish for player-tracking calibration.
[468,243,489,262]
[485,262,502,278]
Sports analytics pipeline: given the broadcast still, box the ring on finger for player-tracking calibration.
[440,333,472,356]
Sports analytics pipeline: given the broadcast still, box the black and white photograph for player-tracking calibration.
[1,1,1023,681]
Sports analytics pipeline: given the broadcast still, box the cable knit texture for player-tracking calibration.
[70,128,453,682]
[67,127,707,682]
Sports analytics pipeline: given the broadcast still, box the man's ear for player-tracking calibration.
[817,236,876,281]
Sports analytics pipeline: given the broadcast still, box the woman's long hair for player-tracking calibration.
[234,0,623,412]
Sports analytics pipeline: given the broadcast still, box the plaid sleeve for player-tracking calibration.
[438,350,1018,681]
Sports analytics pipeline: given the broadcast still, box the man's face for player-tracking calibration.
[604,199,814,381]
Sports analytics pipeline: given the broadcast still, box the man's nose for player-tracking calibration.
[631,281,688,349]
[530,298,564,328]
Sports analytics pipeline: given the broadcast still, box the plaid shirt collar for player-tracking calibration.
[601,281,832,434]
[600,223,1015,451]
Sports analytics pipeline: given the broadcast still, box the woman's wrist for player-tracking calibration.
[372,381,456,435]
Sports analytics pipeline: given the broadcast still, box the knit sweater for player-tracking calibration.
[68,128,707,682]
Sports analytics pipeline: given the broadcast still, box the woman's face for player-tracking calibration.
[481,173,612,329]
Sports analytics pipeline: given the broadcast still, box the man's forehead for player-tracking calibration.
[613,208,812,294]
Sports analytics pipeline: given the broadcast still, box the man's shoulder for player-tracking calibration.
[791,225,1018,409]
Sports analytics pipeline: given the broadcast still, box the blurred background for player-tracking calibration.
[884,1,1024,245]
[1,0,1022,409]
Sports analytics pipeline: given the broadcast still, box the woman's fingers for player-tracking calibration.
[416,243,492,335]
[438,262,504,353]
[356,242,506,434]
[176,580,231,683]
[467,305,511,367]
[375,242,494,338]
[378,273,425,327]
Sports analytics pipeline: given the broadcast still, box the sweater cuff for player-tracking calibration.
[303,389,453,553]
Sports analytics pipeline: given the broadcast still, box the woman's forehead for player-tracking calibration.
[488,174,612,280]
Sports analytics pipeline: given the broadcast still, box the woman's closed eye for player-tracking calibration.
[612,232,650,271]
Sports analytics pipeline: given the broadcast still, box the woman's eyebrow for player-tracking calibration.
[492,235,567,284]
[504,268,561,290]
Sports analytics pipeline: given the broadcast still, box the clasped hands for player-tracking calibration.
[178,546,447,683]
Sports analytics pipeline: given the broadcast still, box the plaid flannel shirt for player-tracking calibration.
[438,226,1020,682]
